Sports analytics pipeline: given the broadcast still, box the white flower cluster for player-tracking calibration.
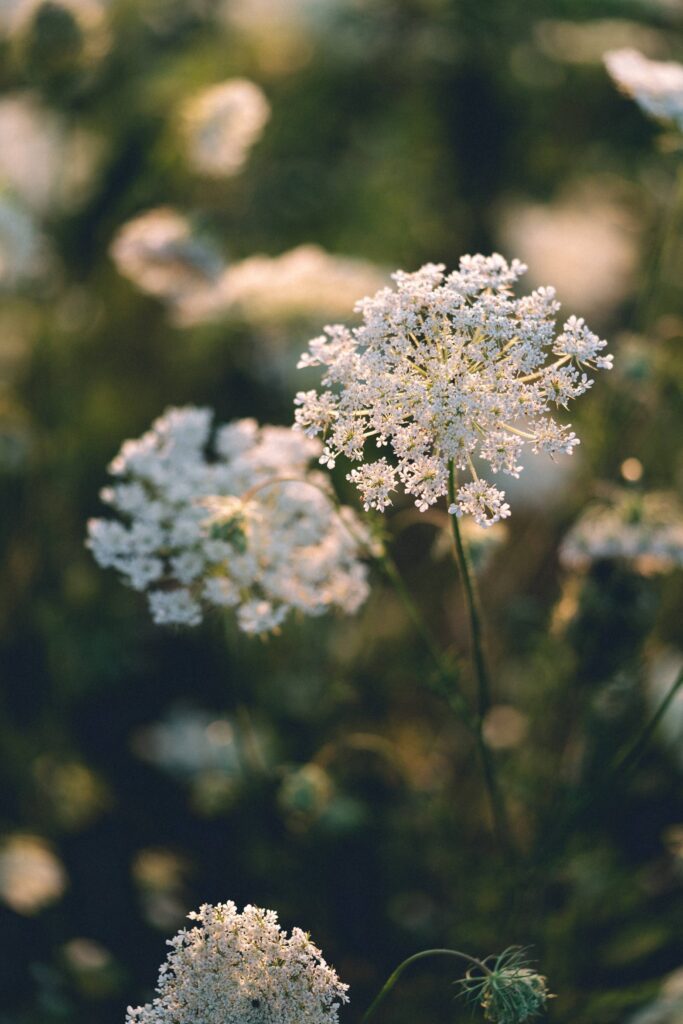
[560,488,683,575]
[126,901,349,1024]
[110,208,224,304]
[173,244,387,329]
[87,406,370,633]
[604,49,683,131]
[180,79,270,178]
[498,180,639,321]
[295,255,612,527]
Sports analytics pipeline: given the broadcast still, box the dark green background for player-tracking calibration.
[1,1,682,1022]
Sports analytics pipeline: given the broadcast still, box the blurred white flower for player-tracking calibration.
[0,93,102,214]
[295,255,611,526]
[535,20,667,66]
[0,834,67,915]
[174,244,388,328]
[87,406,372,633]
[180,79,270,178]
[133,707,243,778]
[1,0,111,61]
[220,0,342,73]
[0,193,49,290]
[626,966,683,1024]
[498,181,639,321]
[560,488,683,575]
[132,848,189,931]
[110,207,225,304]
[126,901,349,1024]
[62,937,113,972]
[604,48,683,131]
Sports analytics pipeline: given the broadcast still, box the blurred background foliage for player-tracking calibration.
[0,0,682,1022]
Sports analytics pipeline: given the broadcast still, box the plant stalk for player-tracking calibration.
[363,948,491,1024]
[447,461,516,866]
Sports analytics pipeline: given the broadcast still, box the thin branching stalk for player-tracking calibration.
[363,948,492,1024]
[614,666,683,775]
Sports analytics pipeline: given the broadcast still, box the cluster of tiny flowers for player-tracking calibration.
[604,49,683,132]
[295,255,611,527]
[110,208,224,304]
[87,406,370,634]
[560,488,683,575]
[180,79,270,178]
[126,902,349,1024]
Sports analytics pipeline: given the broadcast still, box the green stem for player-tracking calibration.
[529,667,683,875]
[363,948,492,1024]
[636,161,683,334]
[613,667,683,776]
[447,461,516,866]
[447,470,491,719]
[377,551,476,731]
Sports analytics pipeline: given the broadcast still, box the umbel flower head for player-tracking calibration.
[126,901,349,1024]
[110,207,224,304]
[180,78,271,178]
[295,255,611,527]
[458,948,553,1024]
[87,406,371,634]
[560,487,683,576]
[604,49,683,132]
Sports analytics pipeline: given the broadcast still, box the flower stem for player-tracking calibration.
[363,948,492,1024]
[447,460,517,866]
[614,667,683,775]
[376,551,476,731]
[530,667,683,872]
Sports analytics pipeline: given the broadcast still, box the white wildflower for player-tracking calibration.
[87,406,371,634]
[180,79,270,178]
[148,589,203,628]
[498,180,639,321]
[0,92,101,214]
[0,835,67,915]
[173,244,387,328]
[110,208,224,304]
[604,48,683,131]
[125,901,349,1024]
[560,488,683,575]
[0,193,49,290]
[295,254,611,527]
[133,707,245,778]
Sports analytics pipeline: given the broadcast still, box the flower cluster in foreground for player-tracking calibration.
[126,902,349,1024]
[560,488,683,575]
[295,255,611,526]
[87,407,371,633]
[604,49,683,132]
